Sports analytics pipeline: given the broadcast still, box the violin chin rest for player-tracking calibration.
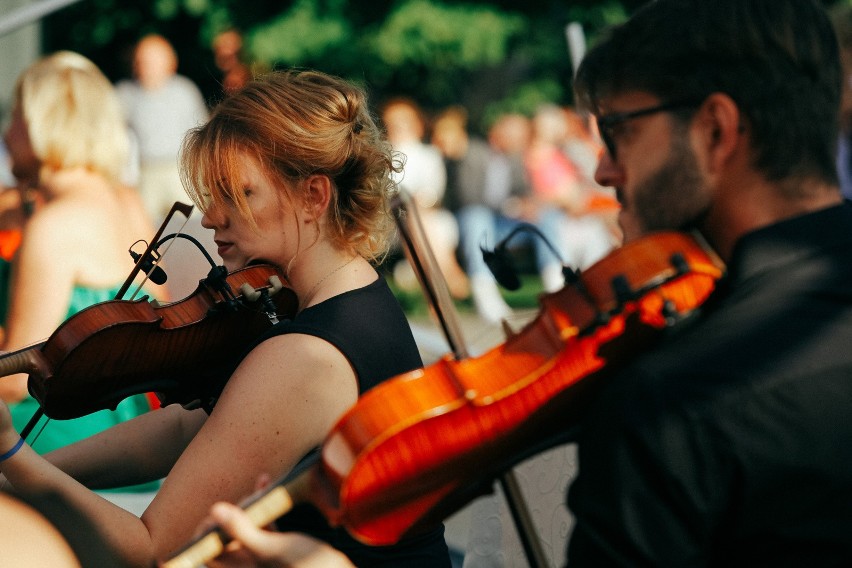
[239,283,262,302]
[268,275,283,295]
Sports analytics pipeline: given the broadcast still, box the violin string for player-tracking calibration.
[127,214,192,302]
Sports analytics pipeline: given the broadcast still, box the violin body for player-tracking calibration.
[1,264,297,420]
[310,232,725,545]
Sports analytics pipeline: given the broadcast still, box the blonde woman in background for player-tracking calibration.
[0,51,168,473]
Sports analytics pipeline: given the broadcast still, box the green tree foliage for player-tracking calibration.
[40,0,634,133]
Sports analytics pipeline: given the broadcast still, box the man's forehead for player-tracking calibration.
[593,91,663,115]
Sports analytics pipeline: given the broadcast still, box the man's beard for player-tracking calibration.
[632,131,711,234]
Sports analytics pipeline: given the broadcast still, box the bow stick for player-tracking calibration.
[391,190,550,568]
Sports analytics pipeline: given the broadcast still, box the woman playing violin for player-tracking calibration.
[0,68,450,567]
[0,52,167,463]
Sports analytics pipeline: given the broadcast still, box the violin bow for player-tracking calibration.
[116,201,195,301]
[391,190,550,568]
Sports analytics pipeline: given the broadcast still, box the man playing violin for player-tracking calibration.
[175,0,852,566]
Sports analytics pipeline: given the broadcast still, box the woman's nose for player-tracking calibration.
[200,203,227,230]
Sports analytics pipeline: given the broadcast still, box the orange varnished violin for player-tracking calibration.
[163,230,725,568]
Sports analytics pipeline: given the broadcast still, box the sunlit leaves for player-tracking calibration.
[371,0,525,69]
[247,0,352,63]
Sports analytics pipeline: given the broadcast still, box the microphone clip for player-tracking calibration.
[129,241,168,285]
[481,222,572,291]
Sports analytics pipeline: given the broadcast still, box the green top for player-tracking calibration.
[9,283,160,493]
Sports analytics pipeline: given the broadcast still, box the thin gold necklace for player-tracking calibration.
[300,255,357,310]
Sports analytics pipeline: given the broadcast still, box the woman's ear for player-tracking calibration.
[302,174,333,222]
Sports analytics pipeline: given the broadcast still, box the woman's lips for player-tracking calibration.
[214,240,233,256]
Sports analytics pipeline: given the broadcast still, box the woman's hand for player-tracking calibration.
[205,502,355,568]
[179,473,355,568]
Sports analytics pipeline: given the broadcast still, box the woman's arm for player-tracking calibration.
[45,404,206,489]
[2,329,357,566]
[142,333,358,560]
[0,401,157,566]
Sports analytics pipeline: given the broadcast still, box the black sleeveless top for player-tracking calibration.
[252,274,451,567]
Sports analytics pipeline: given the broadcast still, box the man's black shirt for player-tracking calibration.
[567,203,852,566]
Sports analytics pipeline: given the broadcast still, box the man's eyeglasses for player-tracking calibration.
[596,100,702,159]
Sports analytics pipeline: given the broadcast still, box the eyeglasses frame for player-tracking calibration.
[596,99,704,159]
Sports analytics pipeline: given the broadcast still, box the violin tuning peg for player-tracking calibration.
[267,275,283,295]
[240,283,261,302]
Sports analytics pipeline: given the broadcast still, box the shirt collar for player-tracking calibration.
[724,202,852,286]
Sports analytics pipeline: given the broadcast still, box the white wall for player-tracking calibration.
[0,0,41,120]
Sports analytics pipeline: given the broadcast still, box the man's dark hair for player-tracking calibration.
[575,0,841,188]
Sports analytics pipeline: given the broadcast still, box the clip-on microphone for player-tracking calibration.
[480,222,575,291]
[128,244,169,285]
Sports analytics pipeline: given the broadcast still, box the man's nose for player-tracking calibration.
[594,151,624,189]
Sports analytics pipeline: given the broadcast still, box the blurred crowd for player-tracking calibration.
[7,12,852,333]
[381,97,619,323]
[9,9,852,332]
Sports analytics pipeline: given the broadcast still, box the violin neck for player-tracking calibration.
[0,342,48,379]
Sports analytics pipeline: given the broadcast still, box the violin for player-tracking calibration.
[0,201,299,422]
[0,263,297,420]
[162,231,725,568]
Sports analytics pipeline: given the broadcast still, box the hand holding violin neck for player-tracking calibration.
[161,469,314,568]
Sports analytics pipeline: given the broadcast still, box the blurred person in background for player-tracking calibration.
[487,111,580,293]
[116,34,209,223]
[380,97,469,299]
[211,28,252,98]
[0,52,167,490]
[432,105,511,322]
[526,104,616,272]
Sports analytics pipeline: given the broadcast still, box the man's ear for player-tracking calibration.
[693,92,743,173]
[302,174,333,221]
